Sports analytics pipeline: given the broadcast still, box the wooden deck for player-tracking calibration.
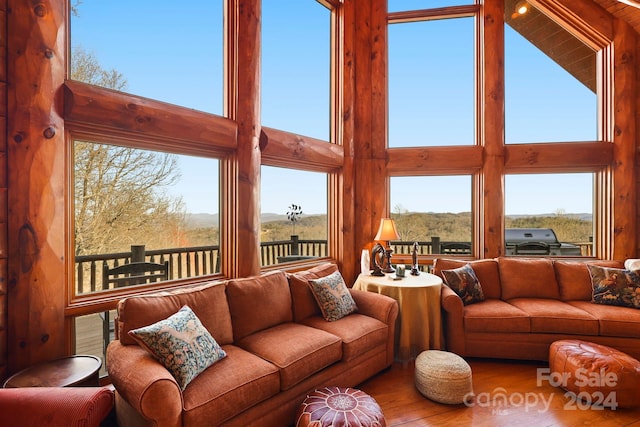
[74,311,114,377]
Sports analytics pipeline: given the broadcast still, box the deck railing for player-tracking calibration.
[75,237,593,294]
[75,238,329,294]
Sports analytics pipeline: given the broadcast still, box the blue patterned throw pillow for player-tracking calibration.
[129,305,226,390]
[309,270,358,321]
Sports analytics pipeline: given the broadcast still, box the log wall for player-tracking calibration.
[0,0,8,381]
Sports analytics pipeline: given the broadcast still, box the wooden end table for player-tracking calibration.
[2,355,102,388]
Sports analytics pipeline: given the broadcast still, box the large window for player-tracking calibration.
[386,0,607,261]
[261,0,331,140]
[388,17,475,147]
[504,0,598,143]
[390,176,472,255]
[260,167,328,267]
[505,174,594,256]
[70,0,224,115]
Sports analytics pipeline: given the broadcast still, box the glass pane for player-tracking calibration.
[260,167,328,266]
[505,0,597,143]
[388,0,475,11]
[389,18,475,147]
[262,1,331,140]
[390,176,472,255]
[70,0,223,115]
[74,141,220,295]
[505,173,594,256]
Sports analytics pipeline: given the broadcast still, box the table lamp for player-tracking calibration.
[374,218,400,274]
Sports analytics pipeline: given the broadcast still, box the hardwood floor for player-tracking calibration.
[358,358,640,426]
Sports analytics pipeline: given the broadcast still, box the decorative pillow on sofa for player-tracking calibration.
[587,265,640,309]
[309,270,358,321]
[129,305,227,390]
[441,263,485,305]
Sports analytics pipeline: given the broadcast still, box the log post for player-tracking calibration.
[233,0,262,277]
[6,0,67,371]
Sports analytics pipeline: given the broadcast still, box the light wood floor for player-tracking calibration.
[358,358,640,426]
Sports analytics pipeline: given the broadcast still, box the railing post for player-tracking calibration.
[291,235,299,255]
[131,245,146,263]
[431,237,440,254]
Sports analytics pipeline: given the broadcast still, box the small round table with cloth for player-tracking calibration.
[414,350,473,404]
[549,339,640,408]
[296,386,386,427]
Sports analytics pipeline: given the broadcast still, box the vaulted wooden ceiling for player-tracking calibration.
[594,0,640,33]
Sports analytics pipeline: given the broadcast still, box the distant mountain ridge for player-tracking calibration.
[186,212,593,229]
[186,213,289,229]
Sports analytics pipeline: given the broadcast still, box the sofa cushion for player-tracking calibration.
[434,258,501,299]
[300,313,388,362]
[227,270,293,342]
[289,263,340,321]
[441,264,485,305]
[587,265,640,309]
[128,305,227,390]
[554,260,623,301]
[309,270,358,321]
[568,301,640,338]
[499,257,560,300]
[463,299,530,333]
[182,345,280,425]
[507,298,598,335]
[236,323,342,390]
[117,281,233,346]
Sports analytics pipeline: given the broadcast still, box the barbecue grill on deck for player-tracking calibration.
[505,228,581,256]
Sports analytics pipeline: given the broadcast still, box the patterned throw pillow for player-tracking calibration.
[309,270,358,321]
[129,305,227,390]
[588,265,640,309]
[441,264,485,305]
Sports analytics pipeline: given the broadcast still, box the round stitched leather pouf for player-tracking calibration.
[549,340,640,408]
[295,386,386,427]
[414,350,473,404]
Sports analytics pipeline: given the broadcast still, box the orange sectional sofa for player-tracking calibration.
[106,263,398,427]
[433,257,640,361]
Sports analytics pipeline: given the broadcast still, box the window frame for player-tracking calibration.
[385,0,620,265]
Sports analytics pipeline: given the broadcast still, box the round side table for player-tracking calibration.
[3,355,102,388]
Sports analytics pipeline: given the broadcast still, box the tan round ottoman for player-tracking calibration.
[414,350,473,404]
[549,340,640,408]
[295,386,385,427]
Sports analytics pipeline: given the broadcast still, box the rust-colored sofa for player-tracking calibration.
[433,257,640,361]
[106,263,398,427]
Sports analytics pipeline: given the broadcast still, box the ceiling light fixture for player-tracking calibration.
[511,1,530,19]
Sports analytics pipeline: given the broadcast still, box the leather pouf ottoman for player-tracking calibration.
[296,386,386,427]
[414,350,473,404]
[549,339,640,408]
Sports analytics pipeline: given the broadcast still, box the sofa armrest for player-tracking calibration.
[440,284,466,355]
[0,386,114,427]
[441,284,463,317]
[350,288,398,326]
[107,340,183,427]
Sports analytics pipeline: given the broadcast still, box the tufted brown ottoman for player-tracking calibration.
[296,386,386,427]
[549,340,640,408]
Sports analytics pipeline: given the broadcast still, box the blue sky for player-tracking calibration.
[71,1,595,216]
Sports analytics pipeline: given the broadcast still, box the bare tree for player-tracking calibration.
[71,47,186,255]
